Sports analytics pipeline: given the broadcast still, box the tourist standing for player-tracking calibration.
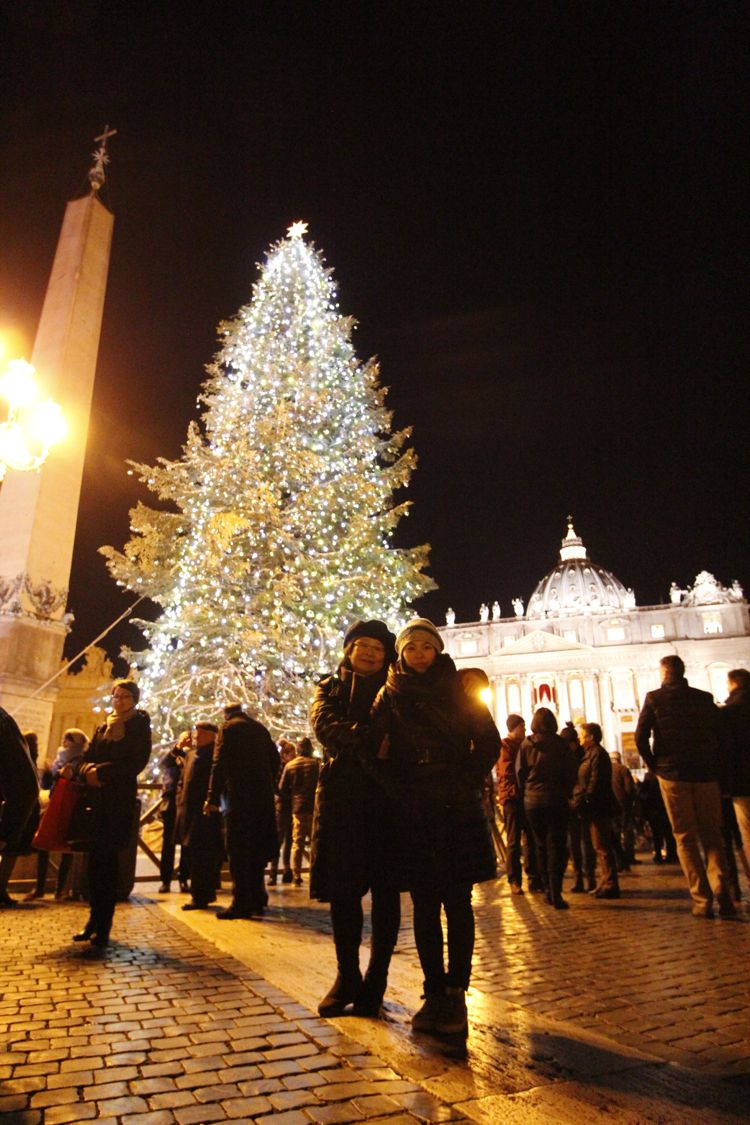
[205,704,278,919]
[635,654,735,919]
[516,708,578,910]
[310,620,401,1017]
[278,737,320,887]
[369,618,500,1036]
[71,679,151,946]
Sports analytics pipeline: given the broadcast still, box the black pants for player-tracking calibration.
[526,805,569,903]
[160,799,187,886]
[503,799,539,886]
[330,886,401,984]
[411,882,474,994]
[88,845,118,935]
[186,842,223,906]
[228,846,266,915]
[568,811,596,881]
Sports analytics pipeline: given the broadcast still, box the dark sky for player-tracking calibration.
[1,1,747,670]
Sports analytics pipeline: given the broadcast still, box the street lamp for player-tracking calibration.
[0,357,67,481]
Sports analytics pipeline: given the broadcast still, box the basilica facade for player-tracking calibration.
[440,520,750,768]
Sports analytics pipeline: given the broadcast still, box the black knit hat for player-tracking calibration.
[343,619,397,661]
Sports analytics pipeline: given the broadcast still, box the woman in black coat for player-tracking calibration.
[369,619,501,1037]
[71,679,151,947]
[516,707,578,911]
[309,619,400,1018]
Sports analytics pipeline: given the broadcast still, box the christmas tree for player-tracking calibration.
[101,222,433,749]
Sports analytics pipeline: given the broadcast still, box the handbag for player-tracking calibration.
[66,785,100,851]
[31,778,81,852]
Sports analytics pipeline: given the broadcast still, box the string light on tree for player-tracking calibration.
[102,225,434,756]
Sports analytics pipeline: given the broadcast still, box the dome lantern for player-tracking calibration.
[526,518,634,619]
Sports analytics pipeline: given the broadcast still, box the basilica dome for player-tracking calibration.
[526,519,635,619]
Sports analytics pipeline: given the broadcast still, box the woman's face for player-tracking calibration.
[401,640,437,673]
[349,638,387,676]
[112,686,136,715]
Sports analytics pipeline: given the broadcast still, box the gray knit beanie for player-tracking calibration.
[395,618,444,657]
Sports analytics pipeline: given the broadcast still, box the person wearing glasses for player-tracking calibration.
[310,620,401,1018]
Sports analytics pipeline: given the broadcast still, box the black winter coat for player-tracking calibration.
[369,653,501,891]
[207,712,278,862]
[309,662,392,901]
[0,708,39,854]
[724,685,750,796]
[80,709,152,849]
[571,744,619,819]
[516,733,578,811]
[635,679,721,782]
[175,741,223,850]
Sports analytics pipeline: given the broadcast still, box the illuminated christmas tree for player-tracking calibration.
[102,222,433,750]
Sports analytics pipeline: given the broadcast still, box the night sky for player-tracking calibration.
[1,2,747,671]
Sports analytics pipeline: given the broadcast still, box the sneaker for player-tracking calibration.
[509,882,524,896]
[434,987,468,1036]
[411,993,445,1033]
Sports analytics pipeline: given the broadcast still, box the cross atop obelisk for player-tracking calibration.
[89,125,117,193]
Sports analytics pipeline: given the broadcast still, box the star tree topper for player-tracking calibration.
[287,220,309,239]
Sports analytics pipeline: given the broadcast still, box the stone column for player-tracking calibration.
[0,191,114,748]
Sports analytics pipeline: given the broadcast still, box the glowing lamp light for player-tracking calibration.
[479,687,493,707]
[0,356,66,480]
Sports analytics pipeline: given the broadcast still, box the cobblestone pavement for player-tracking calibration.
[1,857,749,1123]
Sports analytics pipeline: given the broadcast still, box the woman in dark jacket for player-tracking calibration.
[310,619,400,1018]
[71,679,151,947]
[516,707,578,910]
[369,618,501,1037]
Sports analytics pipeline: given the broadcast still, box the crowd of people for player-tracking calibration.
[1,628,749,1038]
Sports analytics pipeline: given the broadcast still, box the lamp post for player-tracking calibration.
[0,357,67,481]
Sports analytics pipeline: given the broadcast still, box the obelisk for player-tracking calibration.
[0,130,116,747]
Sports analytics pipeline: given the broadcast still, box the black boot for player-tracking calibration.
[72,916,97,942]
[570,876,585,893]
[318,971,363,1016]
[352,970,387,1017]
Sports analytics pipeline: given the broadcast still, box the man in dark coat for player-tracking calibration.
[176,722,223,910]
[571,724,620,899]
[278,737,320,886]
[205,703,279,919]
[724,668,750,871]
[609,751,637,871]
[496,713,531,894]
[0,708,39,907]
[635,654,735,918]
